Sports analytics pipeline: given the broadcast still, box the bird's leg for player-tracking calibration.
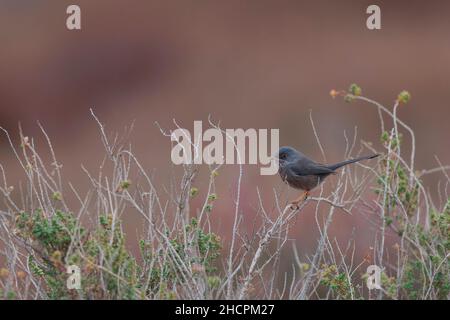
[290,191,309,209]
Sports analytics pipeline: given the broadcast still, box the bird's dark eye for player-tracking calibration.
[280,153,286,159]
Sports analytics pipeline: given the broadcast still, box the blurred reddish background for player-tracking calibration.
[1,0,450,286]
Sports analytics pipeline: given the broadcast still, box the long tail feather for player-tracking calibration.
[327,154,379,171]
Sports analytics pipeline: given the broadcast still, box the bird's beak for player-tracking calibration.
[270,156,281,163]
[270,156,282,167]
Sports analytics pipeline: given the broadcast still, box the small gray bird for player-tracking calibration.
[277,146,379,207]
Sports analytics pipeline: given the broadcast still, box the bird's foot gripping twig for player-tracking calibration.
[289,191,309,210]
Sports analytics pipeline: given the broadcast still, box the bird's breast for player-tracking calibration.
[279,167,321,191]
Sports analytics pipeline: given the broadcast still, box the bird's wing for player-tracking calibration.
[289,161,335,176]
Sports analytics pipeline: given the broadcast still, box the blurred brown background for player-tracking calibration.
[1,0,450,282]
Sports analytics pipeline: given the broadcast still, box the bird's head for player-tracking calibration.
[276,146,301,166]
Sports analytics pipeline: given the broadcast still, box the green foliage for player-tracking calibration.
[16,210,79,252]
[398,205,450,300]
[196,227,221,273]
[190,187,199,197]
[207,275,221,289]
[52,192,62,201]
[374,126,449,299]
[349,83,362,96]
[343,83,362,103]
[344,94,354,103]
[120,180,131,190]
[208,193,217,202]
[28,256,45,277]
[376,131,419,217]
[171,218,222,274]
[13,209,222,300]
[319,264,354,299]
[397,90,411,104]
[5,291,16,300]
[381,272,397,299]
